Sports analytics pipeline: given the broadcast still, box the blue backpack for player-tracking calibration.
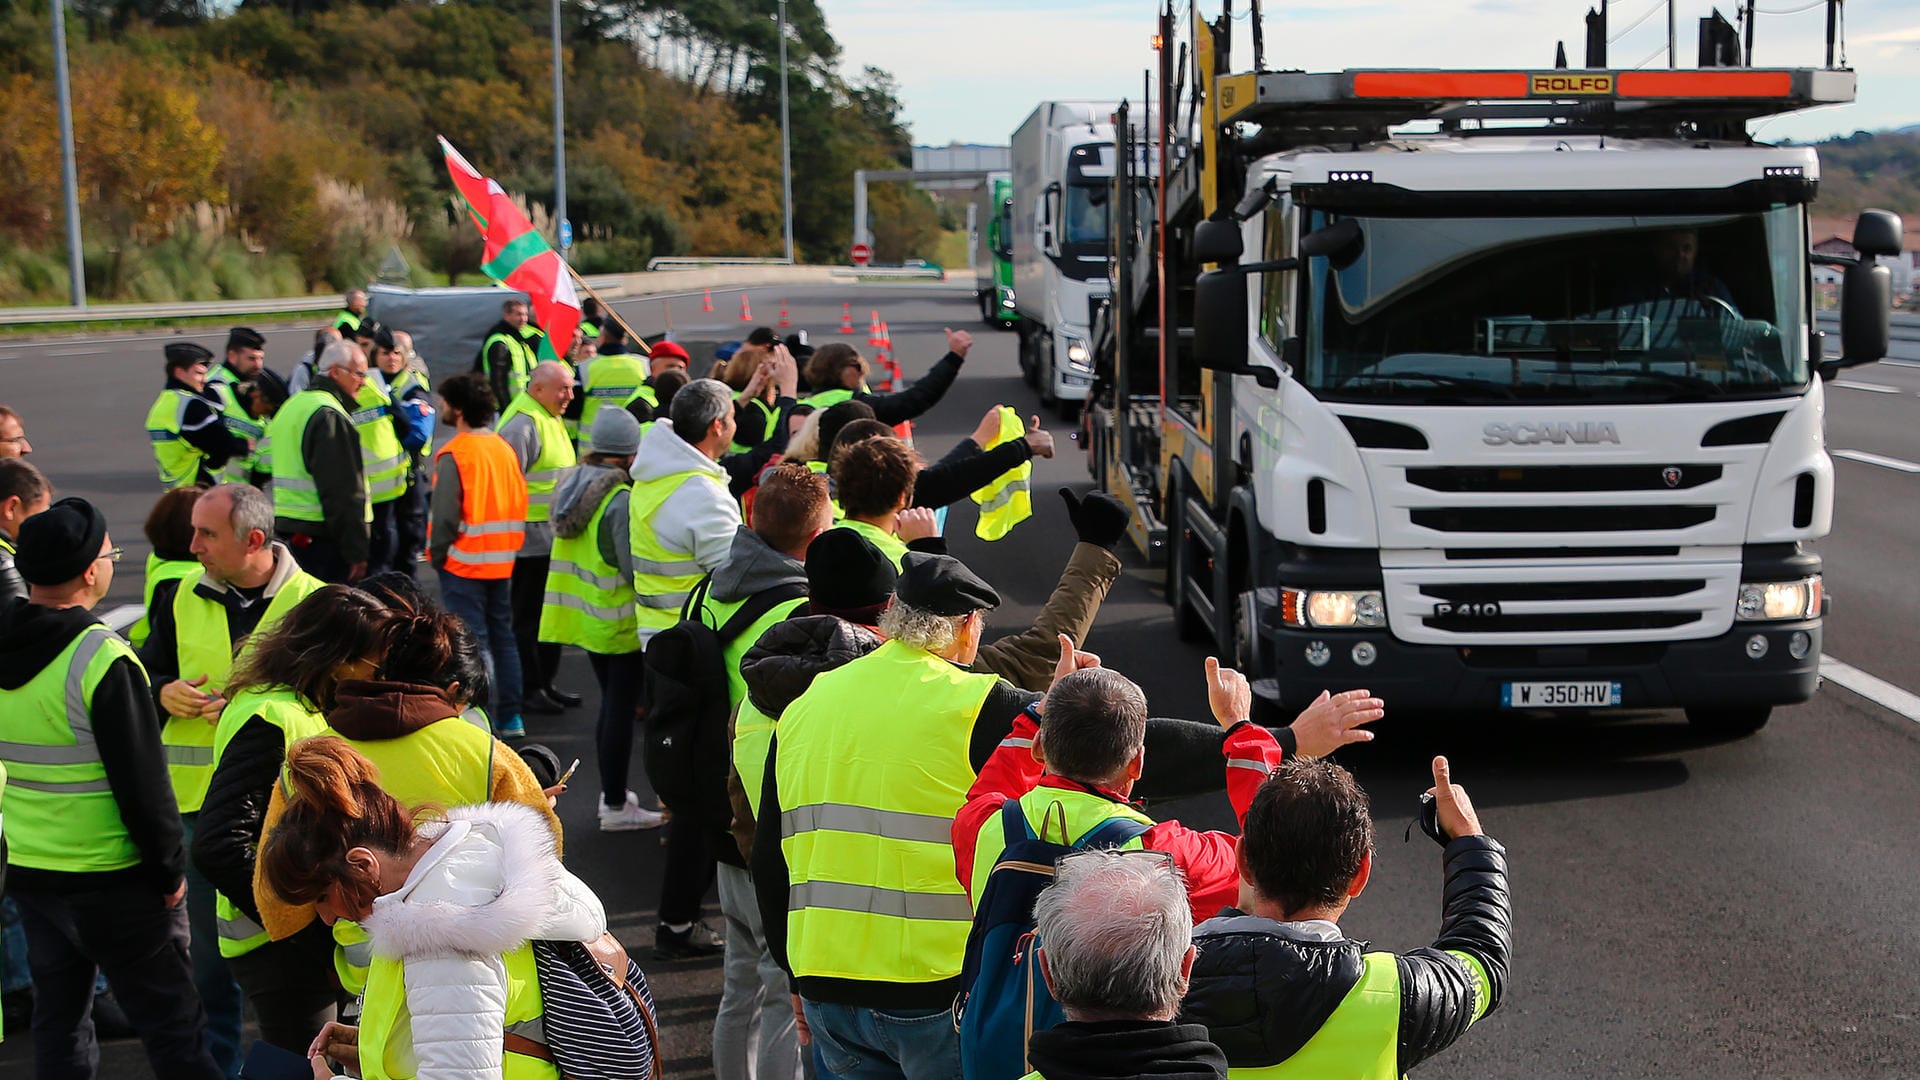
[954,797,1152,1080]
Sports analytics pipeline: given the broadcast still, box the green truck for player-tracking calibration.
[974,172,1016,327]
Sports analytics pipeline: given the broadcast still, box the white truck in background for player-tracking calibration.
[1011,101,1121,414]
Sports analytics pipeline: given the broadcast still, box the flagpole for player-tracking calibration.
[563,263,649,355]
[551,0,568,256]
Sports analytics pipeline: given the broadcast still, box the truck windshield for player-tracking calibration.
[1301,207,1808,404]
[1063,184,1111,247]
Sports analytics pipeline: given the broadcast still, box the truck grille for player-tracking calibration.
[1382,562,1737,646]
[1409,505,1717,533]
[1405,464,1722,492]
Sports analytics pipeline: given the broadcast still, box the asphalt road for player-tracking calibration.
[2,284,1919,1078]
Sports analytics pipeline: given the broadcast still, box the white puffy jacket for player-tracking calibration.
[354,802,607,1080]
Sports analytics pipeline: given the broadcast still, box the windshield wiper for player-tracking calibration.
[1338,372,1518,400]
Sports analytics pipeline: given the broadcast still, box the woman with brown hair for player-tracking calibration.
[129,485,203,648]
[192,584,390,1055]
[250,605,562,998]
[797,327,974,426]
[260,736,608,1080]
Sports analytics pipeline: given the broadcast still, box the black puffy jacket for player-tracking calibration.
[1179,835,1511,1077]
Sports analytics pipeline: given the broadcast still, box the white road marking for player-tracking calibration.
[99,605,145,634]
[1881,359,1920,370]
[1822,656,1920,724]
[1831,380,1902,394]
[1833,449,1920,474]
[46,347,107,357]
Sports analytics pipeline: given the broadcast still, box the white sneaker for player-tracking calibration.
[599,791,667,832]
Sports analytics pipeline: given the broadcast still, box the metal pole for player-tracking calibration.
[1824,0,1837,68]
[778,0,794,264]
[51,0,84,309]
[1667,0,1677,67]
[551,0,568,254]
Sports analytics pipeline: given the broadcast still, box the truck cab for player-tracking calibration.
[1088,54,1902,735]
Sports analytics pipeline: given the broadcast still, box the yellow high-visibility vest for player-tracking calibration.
[970,406,1031,541]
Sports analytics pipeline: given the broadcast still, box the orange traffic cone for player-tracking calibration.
[778,299,791,328]
[740,293,753,321]
[701,288,713,313]
[868,312,883,347]
[839,304,855,333]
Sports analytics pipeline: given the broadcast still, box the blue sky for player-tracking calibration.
[821,0,1919,147]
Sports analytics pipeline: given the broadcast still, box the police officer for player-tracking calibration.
[753,552,1040,1077]
[0,498,221,1080]
[139,482,323,1076]
[479,298,544,408]
[0,458,51,605]
[348,329,411,575]
[147,343,248,490]
[499,360,580,716]
[269,340,372,583]
[204,327,274,485]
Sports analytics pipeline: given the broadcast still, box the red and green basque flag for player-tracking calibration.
[439,135,580,363]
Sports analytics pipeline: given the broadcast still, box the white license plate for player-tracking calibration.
[1501,681,1622,708]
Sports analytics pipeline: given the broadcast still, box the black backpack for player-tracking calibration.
[641,575,805,830]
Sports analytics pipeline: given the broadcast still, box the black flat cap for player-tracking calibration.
[806,528,897,613]
[226,327,266,351]
[895,552,999,616]
[164,341,214,371]
[16,497,108,586]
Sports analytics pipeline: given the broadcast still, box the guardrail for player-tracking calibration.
[0,275,634,328]
[828,266,947,281]
[645,257,797,271]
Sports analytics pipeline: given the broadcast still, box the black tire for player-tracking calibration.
[1165,487,1208,643]
[1018,326,1039,388]
[1685,706,1771,737]
[978,291,994,324]
[1039,343,1059,408]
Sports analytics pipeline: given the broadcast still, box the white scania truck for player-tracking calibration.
[1011,101,1122,413]
[1087,17,1901,735]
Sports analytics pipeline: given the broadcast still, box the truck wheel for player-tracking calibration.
[1165,492,1207,643]
[1684,706,1771,737]
[1039,347,1059,408]
[1018,328,1038,388]
[979,292,994,324]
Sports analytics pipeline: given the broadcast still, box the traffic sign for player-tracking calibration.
[559,219,573,249]
[850,242,873,266]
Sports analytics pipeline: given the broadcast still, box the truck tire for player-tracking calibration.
[1684,706,1771,737]
[1018,325,1038,388]
[978,291,994,324]
[1164,489,1208,643]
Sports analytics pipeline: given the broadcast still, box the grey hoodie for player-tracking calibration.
[549,462,634,580]
[709,525,806,606]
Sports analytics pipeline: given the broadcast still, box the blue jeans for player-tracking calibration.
[436,571,523,723]
[800,1000,961,1080]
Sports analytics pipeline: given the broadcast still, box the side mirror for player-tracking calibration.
[1194,218,1243,265]
[1838,258,1891,366]
[1853,209,1904,259]
[1193,270,1278,389]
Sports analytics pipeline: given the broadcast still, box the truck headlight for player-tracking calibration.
[1064,336,1091,370]
[1735,576,1821,621]
[1281,588,1385,629]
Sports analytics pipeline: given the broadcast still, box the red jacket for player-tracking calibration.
[951,711,1284,924]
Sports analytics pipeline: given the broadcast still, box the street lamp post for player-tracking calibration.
[51,0,84,308]
[778,0,794,264]
[552,0,569,256]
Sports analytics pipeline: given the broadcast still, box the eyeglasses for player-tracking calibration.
[96,546,124,564]
[1055,848,1177,873]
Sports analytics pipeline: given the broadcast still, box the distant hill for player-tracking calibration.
[1792,129,1920,216]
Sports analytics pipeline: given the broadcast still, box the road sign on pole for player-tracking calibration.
[850,243,873,266]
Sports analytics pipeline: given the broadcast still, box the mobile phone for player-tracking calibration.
[556,758,581,787]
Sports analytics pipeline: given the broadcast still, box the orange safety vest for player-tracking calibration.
[433,431,529,580]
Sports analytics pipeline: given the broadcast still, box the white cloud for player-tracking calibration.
[819,0,1920,146]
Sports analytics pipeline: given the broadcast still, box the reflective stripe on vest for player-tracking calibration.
[579,353,649,446]
[303,716,497,996]
[352,380,410,504]
[497,394,576,522]
[0,627,146,873]
[146,388,205,488]
[966,785,1153,906]
[210,687,326,958]
[538,485,638,654]
[129,554,199,650]
[434,432,529,580]
[627,468,722,639]
[484,331,539,400]
[359,939,555,1080]
[970,405,1032,542]
[270,389,372,524]
[834,520,908,570]
[776,639,995,984]
[1220,952,1400,1080]
[167,566,325,812]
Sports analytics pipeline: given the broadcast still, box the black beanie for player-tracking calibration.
[805,528,897,615]
[16,497,108,586]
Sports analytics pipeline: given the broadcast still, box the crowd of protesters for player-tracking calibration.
[0,289,1510,1080]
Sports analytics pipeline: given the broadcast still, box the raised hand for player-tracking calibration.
[1288,688,1384,759]
[1425,756,1483,840]
[1204,657,1252,730]
[1050,631,1101,689]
